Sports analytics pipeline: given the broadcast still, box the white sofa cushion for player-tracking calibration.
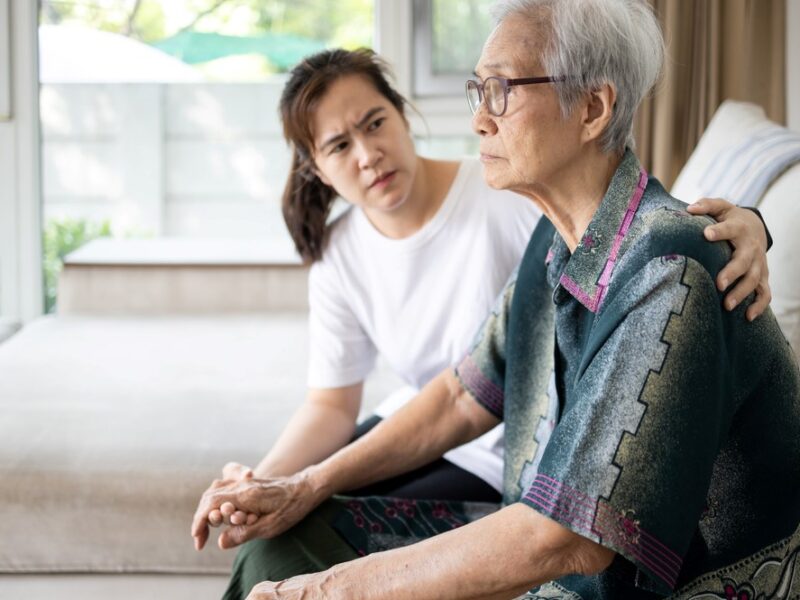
[0,315,401,574]
[671,101,800,358]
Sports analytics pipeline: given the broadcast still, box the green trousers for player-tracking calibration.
[222,500,358,600]
[221,494,498,599]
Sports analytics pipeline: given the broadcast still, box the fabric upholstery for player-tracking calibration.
[671,100,800,359]
[0,315,401,574]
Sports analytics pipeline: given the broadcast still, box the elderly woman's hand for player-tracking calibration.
[191,468,326,551]
[205,462,259,529]
[245,573,339,600]
[687,198,771,320]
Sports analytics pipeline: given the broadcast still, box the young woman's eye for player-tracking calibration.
[330,141,348,155]
[367,117,385,132]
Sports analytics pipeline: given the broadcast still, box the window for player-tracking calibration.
[413,0,493,97]
[38,0,374,311]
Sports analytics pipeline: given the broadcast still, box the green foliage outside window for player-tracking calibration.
[40,0,374,78]
[43,219,112,314]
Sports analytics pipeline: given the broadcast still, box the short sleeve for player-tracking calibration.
[522,256,734,595]
[454,269,517,420]
[307,259,377,388]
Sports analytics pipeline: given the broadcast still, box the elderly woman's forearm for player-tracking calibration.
[308,368,498,496]
[319,503,613,600]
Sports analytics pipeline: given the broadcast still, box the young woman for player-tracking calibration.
[195,47,772,555]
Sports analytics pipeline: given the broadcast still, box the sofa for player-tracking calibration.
[671,100,800,358]
[0,306,401,598]
[0,100,797,599]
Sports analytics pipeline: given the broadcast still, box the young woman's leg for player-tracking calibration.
[345,416,501,503]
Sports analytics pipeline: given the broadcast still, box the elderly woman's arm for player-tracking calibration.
[246,503,614,600]
[191,368,499,550]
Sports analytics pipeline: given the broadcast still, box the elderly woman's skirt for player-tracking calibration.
[222,495,497,599]
[221,415,500,600]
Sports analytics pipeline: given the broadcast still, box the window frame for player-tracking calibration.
[376,0,472,133]
[0,0,10,121]
[0,0,43,322]
[412,0,474,97]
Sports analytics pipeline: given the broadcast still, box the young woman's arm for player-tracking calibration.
[202,384,364,530]
[192,369,500,551]
[687,198,772,319]
[252,384,363,478]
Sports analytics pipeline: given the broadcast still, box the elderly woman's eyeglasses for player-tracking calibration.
[465,76,567,117]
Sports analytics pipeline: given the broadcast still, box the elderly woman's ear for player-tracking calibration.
[581,83,617,145]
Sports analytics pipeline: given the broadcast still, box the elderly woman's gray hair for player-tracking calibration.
[491,0,664,155]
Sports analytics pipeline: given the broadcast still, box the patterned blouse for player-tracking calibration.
[456,150,800,599]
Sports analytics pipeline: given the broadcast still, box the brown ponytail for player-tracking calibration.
[281,149,337,263]
[279,48,407,263]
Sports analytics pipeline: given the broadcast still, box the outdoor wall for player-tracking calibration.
[41,83,289,239]
[40,83,476,240]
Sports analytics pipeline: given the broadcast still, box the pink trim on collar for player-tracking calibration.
[559,167,648,313]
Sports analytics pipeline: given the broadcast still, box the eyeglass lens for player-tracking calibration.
[484,78,506,115]
[466,78,507,116]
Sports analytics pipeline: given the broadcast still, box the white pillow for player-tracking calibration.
[671,100,800,359]
[757,162,800,357]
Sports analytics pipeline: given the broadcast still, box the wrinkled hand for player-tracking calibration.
[191,468,324,551]
[687,198,771,320]
[207,462,259,529]
[245,573,337,600]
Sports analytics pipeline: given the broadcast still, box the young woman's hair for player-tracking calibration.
[280,48,407,263]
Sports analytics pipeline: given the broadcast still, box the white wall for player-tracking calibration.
[0,0,42,323]
[787,0,800,132]
[40,83,291,238]
[40,81,477,240]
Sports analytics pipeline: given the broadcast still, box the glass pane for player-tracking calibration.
[40,0,373,81]
[432,0,493,76]
[38,0,374,312]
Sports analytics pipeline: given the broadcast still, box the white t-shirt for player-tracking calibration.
[307,158,542,492]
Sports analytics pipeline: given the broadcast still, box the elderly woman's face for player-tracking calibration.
[472,14,584,194]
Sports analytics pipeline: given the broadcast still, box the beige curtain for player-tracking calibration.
[634,0,786,190]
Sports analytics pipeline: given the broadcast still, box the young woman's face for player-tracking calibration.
[311,74,418,213]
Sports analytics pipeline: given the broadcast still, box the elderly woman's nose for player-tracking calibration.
[471,103,497,137]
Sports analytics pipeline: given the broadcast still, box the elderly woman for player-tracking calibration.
[192,0,800,598]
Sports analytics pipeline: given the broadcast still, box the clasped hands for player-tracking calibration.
[191,462,322,552]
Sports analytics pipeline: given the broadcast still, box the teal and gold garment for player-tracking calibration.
[330,496,497,556]
[222,497,498,600]
[456,150,800,599]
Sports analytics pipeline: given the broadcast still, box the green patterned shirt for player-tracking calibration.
[456,150,800,599]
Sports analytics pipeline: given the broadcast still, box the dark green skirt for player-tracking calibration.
[222,495,498,600]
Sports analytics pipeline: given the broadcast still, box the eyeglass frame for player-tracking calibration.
[465,75,568,117]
